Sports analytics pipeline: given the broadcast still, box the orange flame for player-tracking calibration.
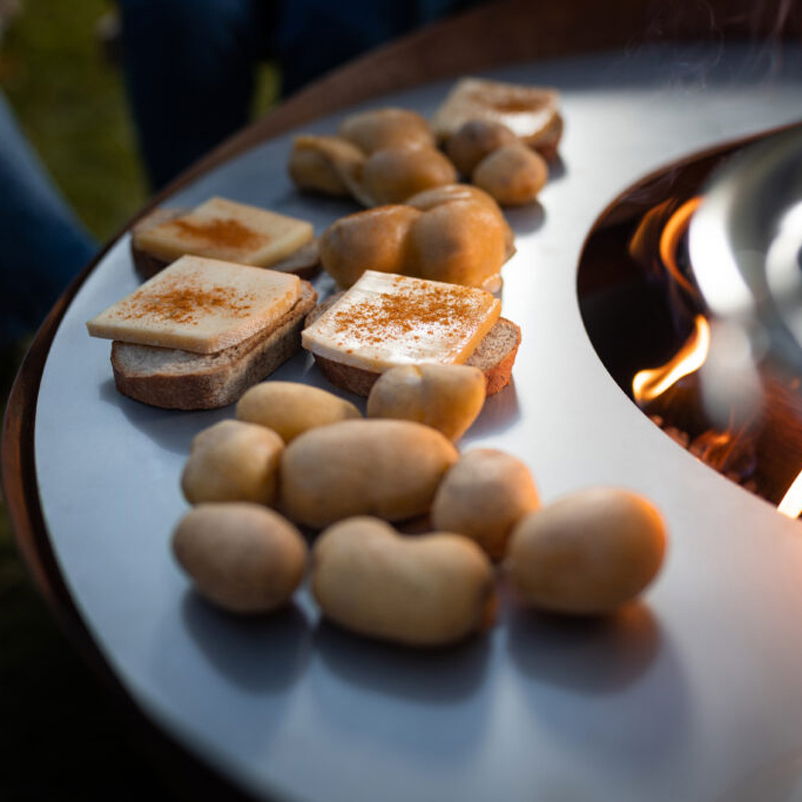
[632,314,711,405]
[658,196,702,295]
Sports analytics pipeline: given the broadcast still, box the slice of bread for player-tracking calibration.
[131,207,321,281]
[305,294,520,397]
[111,282,317,409]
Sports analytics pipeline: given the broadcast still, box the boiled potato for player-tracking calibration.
[366,363,485,441]
[319,205,421,288]
[172,503,307,614]
[405,195,509,287]
[237,381,361,443]
[431,448,540,559]
[181,419,283,505]
[406,182,516,262]
[280,419,458,528]
[361,144,458,206]
[445,119,518,176]
[288,134,365,196]
[505,487,667,615]
[472,141,548,206]
[406,182,504,212]
[312,516,495,646]
[339,107,434,154]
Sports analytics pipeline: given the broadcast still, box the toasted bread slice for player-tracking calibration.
[130,204,321,281]
[111,282,317,409]
[305,294,520,396]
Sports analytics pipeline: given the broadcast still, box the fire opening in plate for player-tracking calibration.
[578,130,802,517]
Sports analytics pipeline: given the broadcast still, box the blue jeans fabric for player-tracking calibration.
[118,0,475,189]
[0,92,96,345]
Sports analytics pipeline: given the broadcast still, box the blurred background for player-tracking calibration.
[0,2,272,798]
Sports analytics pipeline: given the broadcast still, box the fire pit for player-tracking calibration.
[9,35,802,802]
[579,128,802,511]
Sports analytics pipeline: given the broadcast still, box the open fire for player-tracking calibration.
[577,134,802,518]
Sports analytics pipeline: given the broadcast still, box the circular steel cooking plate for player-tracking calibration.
[33,43,802,802]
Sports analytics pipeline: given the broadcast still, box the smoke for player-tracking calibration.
[634,0,799,86]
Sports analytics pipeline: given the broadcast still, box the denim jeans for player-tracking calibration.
[0,92,96,345]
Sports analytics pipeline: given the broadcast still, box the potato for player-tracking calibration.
[181,419,283,505]
[505,487,667,615]
[432,449,540,559]
[280,419,458,528]
[172,503,307,614]
[312,516,496,646]
[319,184,514,290]
[339,107,434,154]
[237,381,361,443]
[361,144,458,206]
[319,205,421,288]
[405,196,509,287]
[366,364,485,440]
[406,182,516,261]
[445,119,518,176]
[472,142,548,206]
[288,134,365,196]
[406,182,504,212]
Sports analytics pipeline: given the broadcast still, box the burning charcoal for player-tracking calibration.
[689,429,757,483]
[649,414,691,448]
[663,425,690,449]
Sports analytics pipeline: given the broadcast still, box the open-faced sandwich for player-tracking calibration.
[87,255,317,409]
[302,270,520,396]
[130,196,319,280]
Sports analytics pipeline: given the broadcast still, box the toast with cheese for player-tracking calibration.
[303,271,520,397]
[88,256,317,409]
[130,196,320,280]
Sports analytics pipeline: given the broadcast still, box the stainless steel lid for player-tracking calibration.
[690,122,802,374]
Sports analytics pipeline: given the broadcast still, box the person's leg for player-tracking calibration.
[275,0,476,96]
[118,0,271,190]
[0,92,96,346]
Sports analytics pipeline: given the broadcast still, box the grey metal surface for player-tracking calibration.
[33,43,802,802]
[691,124,802,378]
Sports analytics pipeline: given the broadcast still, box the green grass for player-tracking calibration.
[0,0,146,241]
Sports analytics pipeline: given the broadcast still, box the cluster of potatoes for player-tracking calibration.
[173,365,668,648]
[289,106,552,293]
[290,107,551,210]
[317,183,513,291]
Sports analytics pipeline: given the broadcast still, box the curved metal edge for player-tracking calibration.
[3,0,802,794]
[1,249,263,802]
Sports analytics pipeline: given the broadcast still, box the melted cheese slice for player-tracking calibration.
[303,271,500,372]
[87,256,301,354]
[133,196,313,266]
